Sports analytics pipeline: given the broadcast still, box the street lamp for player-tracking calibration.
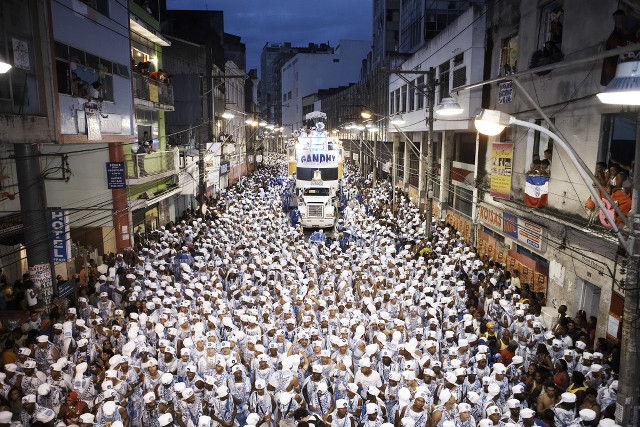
[597,60,640,105]
[435,97,464,116]
[474,109,629,248]
[0,54,11,74]
[390,114,405,125]
[361,111,372,119]
[222,110,235,119]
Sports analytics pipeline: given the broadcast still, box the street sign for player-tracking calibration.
[106,162,126,189]
[49,210,70,262]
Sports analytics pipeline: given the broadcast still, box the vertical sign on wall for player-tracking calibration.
[490,143,513,199]
[29,263,53,311]
[49,210,71,262]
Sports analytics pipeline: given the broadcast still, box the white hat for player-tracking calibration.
[80,413,95,423]
[486,405,501,416]
[159,413,173,427]
[183,388,195,399]
[439,389,452,404]
[560,392,577,404]
[144,392,156,404]
[336,399,348,409]
[507,399,521,409]
[216,386,229,397]
[521,408,535,419]
[22,395,36,404]
[0,411,13,424]
[36,409,56,423]
[580,409,597,421]
[103,401,117,416]
[366,403,378,415]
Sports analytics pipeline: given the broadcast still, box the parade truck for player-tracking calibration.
[288,111,342,230]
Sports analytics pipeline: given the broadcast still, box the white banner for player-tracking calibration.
[297,150,340,168]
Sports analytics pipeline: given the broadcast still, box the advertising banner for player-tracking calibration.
[29,263,53,309]
[49,210,71,262]
[490,143,513,199]
[296,150,340,168]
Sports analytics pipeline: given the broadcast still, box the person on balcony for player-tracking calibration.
[136,131,153,176]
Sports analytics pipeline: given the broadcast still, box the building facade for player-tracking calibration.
[281,40,372,133]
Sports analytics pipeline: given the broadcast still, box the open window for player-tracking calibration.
[529,2,564,71]
[598,113,637,175]
[500,34,519,76]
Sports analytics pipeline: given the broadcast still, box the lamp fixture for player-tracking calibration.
[474,109,512,136]
[0,54,11,74]
[435,97,464,116]
[222,111,235,119]
[361,111,372,119]
[259,121,268,127]
[390,114,405,125]
[597,61,640,105]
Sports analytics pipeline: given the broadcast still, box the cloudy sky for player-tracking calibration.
[166,0,373,74]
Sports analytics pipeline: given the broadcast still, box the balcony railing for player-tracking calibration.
[132,72,174,110]
[125,149,178,179]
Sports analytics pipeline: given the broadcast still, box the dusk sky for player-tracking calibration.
[166,0,373,74]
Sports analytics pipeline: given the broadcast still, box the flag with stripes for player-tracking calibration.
[524,174,549,207]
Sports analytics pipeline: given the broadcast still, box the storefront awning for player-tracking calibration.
[128,187,181,212]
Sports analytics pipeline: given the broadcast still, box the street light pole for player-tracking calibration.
[421,67,435,239]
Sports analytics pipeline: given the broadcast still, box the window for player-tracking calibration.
[400,85,407,112]
[0,0,41,115]
[438,60,450,103]
[500,34,519,75]
[78,0,109,17]
[408,80,415,111]
[448,185,474,217]
[390,91,395,114]
[598,113,637,170]
[452,67,466,89]
[532,119,554,164]
[55,41,129,103]
[333,58,340,63]
[283,95,286,103]
[516,244,548,267]
[538,2,563,50]
[416,76,424,109]
[394,88,400,114]
[453,53,464,67]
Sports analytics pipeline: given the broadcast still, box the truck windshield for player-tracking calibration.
[303,188,330,196]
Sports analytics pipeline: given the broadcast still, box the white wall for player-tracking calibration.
[52,0,134,136]
[388,5,485,133]
[42,144,114,228]
[281,40,371,131]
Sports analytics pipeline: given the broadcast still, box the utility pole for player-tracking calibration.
[14,143,56,308]
[423,67,435,239]
[392,135,399,216]
[200,45,213,209]
[616,111,640,427]
[372,131,377,183]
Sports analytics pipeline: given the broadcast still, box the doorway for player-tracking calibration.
[574,277,602,318]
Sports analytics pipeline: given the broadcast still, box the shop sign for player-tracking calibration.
[478,204,546,252]
[220,161,230,176]
[49,210,71,262]
[100,114,122,134]
[498,81,513,104]
[106,162,126,189]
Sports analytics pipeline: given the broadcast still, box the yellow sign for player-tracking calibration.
[490,143,513,199]
[149,84,159,103]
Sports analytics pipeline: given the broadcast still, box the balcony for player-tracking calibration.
[125,149,179,185]
[132,72,174,111]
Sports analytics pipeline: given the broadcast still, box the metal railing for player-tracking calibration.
[132,72,174,107]
[125,149,178,179]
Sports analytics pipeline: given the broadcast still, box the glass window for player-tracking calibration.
[408,80,415,111]
[532,119,554,164]
[500,34,519,75]
[400,85,407,112]
[438,60,450,103]
[416,76,424,109]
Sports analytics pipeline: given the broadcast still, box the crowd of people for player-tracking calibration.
[0,162,621,427]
